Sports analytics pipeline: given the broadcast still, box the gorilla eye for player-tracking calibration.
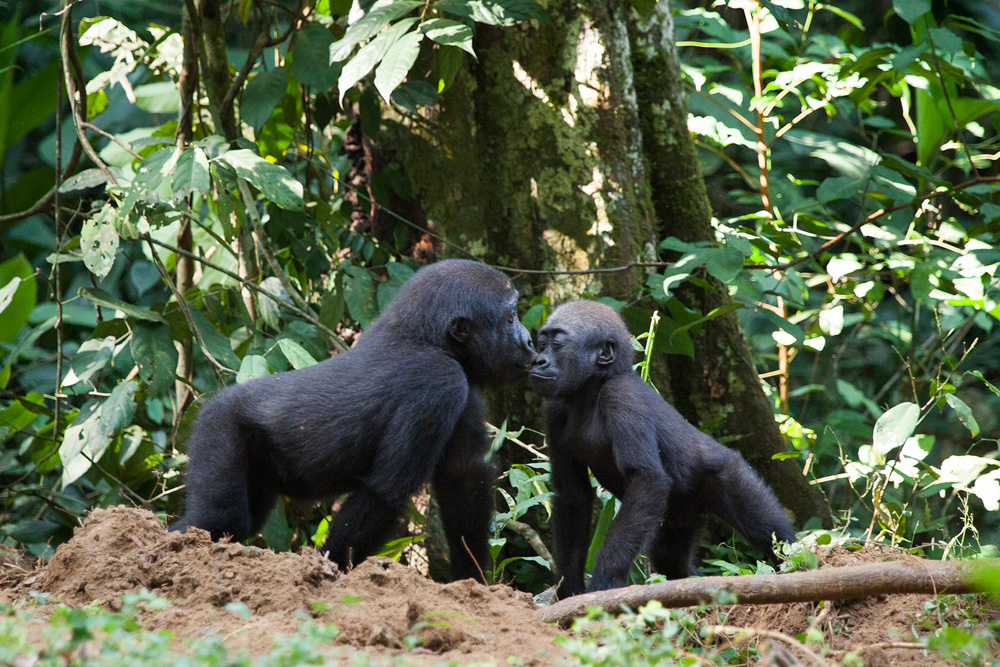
[507,314,516,325]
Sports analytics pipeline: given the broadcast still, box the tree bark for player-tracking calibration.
[538,558,993,625]
[625,2,830,525]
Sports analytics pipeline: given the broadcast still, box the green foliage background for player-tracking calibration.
[1,0,999,598]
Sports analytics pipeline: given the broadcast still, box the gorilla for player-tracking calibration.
[529,300,796,597]
[171,259,534,581]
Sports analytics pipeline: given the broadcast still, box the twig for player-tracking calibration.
[504,519,557,574]
[460,535,487,585]
[705,625,829,667]
[745,175,1000,271]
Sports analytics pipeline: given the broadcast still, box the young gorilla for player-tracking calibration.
[530,300,796,597]
[171,259,534,581]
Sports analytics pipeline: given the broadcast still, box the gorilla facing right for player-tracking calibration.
[171,259,534,582]
[530,300,796,597]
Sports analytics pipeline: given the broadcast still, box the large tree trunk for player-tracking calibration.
[385,0,829,524]
[626,5,831,525]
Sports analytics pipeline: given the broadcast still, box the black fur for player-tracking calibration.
[170,259,534,581]
[529,300,796,597]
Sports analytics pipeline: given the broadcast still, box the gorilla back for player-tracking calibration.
[530,300,795,596]
[171,259,534,581]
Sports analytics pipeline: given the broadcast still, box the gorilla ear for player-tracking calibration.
[449,317,472,343]
[596,340,616,367]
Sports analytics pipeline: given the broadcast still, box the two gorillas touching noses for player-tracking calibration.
[171,259,796,598]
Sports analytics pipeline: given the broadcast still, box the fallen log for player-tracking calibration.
[538,558,997,626]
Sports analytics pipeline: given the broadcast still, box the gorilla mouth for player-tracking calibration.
[529,371,556,382]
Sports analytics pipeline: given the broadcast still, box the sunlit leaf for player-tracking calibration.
[420,18,475,56]
[872,402,920,458]
[945,393,980,437]
[215,149,304,211]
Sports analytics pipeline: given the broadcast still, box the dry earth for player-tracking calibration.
[0,506,995,665]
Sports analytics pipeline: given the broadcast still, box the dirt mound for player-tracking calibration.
[723,544,999,666]
[20,506,565,663]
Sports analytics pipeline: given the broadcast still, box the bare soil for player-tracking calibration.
[0,507,994,665]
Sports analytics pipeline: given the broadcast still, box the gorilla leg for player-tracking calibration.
[705,452,796,558]
[322,488,404,570]
[649,509,704,579]
[432,395,494,582]
[172,402,276,541]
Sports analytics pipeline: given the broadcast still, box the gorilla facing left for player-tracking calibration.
[170,259,534,582]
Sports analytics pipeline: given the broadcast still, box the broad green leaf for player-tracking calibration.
[7,60,58,150]
[0,392,43,443]
[338,18,419,101]
[61,336,116,388]
[586,497,617,571]
[291,22,339,91]
[873,402,920,458]
[702,246,744,283]
[79,288,166,323]
[59,383,135,488]
[261,503,293,552]
[81,204,119,279]
[420,18,475,56]
[237,354,270,384]
[241,67,289,132]
[58,168,108,193]
[827,254,864,282]
[130,322,179,396]
[330,1,422,62]
[189,308,240,370]
[215,149,304,211]
[0,277,20,316]
[172,146,211,198]
[277,338,318,369]
[99,380,138,436]
[818,305,844,336]
[0,255,37,343]
[134,81,180,114]
[436,0,549,26]
[945,393,980,437]
[893,0,930,24]
[437,45,463,92]
[343,265,378,328]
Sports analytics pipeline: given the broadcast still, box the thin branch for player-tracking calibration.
[60,2,116,185]
[236,180,349,353]
[926,33,979,177]
[704,625,830,667]
[746,175,1000,271]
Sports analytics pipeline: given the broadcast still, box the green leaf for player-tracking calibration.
[80,204,119,279]
[237,354,270,384]
[242,67,289,132]
[261,503,293,552]
[277,338,318,369]
[172,146,211,198]
[0,277,20,316]
[134,81,180,114]
[99,380,139,436]
[420,18,475,56]
[873,402,920,458]
[586,497,617,571]
[436,0,549,26]
[215,149,304,211]
[343,265,378,328]
[130,322,179,396]
[79,288,166,323]
[945,393,980,437]
[338,18,419,102]
[61,336,116,388]
[968,370,1000,398]
[189,308,240,370]
[330,1,423,62]
[703,246,744,283]
[0,255,37,343]
[437,45,463,92]
[818,305,844,336]
[58,168,108,193]
[291,23,339,91]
